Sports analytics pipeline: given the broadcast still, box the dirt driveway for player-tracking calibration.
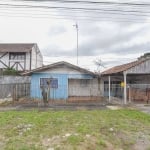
[0,102,108,111]
[0,101,150,115]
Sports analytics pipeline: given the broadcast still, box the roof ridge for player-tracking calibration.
[0,43,36,44]
[0,43,37,52]
[22,61,95,76]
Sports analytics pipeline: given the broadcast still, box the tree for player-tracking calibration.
[94,58,105,74]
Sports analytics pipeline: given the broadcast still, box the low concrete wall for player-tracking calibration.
[0,76,30,84]
[0,76,31,100]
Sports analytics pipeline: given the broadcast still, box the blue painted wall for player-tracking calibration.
[31,73,68,100]
[31,72,95,100]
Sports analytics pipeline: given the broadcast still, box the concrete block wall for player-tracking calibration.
[0,76,30,84]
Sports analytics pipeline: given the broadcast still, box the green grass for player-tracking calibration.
[0,109,150,150]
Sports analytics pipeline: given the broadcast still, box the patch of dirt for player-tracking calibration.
[42,135,62,147]
[132,132,150,150]
[14,123,34,135]
[0,136,6,149]
[42,133,74,148]
[42,133,115,150]
[82,135,114,150]
[133,139,150,150]
[107,105,122,110]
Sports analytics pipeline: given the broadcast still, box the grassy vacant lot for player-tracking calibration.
[0,109,150,150]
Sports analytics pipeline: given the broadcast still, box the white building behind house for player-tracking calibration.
[0,43,43,71]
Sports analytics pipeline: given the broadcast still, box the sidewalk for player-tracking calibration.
[0,101,108,111]
[132,104,150,114]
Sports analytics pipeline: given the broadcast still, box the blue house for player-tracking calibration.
[22,61,100,101]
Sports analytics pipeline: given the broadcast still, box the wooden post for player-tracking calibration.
[108,76,111,102]
[123,72,127,104]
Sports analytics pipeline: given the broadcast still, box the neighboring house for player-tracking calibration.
[0,43,43,71]
[22,61,100,101]
[101,53,150,104]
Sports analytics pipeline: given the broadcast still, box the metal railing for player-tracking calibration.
[104,83,150,102]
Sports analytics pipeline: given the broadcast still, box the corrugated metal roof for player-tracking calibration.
[22,61,96,76]
[0,43,35,52]
[101,58,149,75]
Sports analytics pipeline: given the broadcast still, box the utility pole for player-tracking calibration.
[73,23,78,65]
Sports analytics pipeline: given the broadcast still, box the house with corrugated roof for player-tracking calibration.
[0,43,43,71]
[101,53,150,104]
[22,61,100,102]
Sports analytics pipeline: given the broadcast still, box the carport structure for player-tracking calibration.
[101,57,150,104]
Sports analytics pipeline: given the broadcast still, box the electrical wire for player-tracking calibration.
[1,9,150,20]
[7,0,150,6]
[0,6,150,23]
[1,3,150,14]
[1,6,150,17]
[0,1,150,23]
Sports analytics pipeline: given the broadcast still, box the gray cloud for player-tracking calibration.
[20,0,150,61]
[77,23,150,56]
[42,22,150,59]
[109,42,150,55]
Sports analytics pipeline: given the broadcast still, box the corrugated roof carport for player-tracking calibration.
[101,58,150,104]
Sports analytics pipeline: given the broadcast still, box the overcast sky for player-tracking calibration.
[0,0,150,72]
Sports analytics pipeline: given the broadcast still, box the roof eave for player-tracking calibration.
[101,71,124,76]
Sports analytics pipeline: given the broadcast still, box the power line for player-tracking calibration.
[2,0,150,22]
[1,3,150,15]
[11,0,150,7]
[0,5,150,23]
[1,6,150,17]
[0,8,149,19]
[1,13,150,24]
[0,2,150,23]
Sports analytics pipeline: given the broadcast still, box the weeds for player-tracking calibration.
[0,109,149,150]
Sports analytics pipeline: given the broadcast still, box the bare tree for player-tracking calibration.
[94,58,105,73]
